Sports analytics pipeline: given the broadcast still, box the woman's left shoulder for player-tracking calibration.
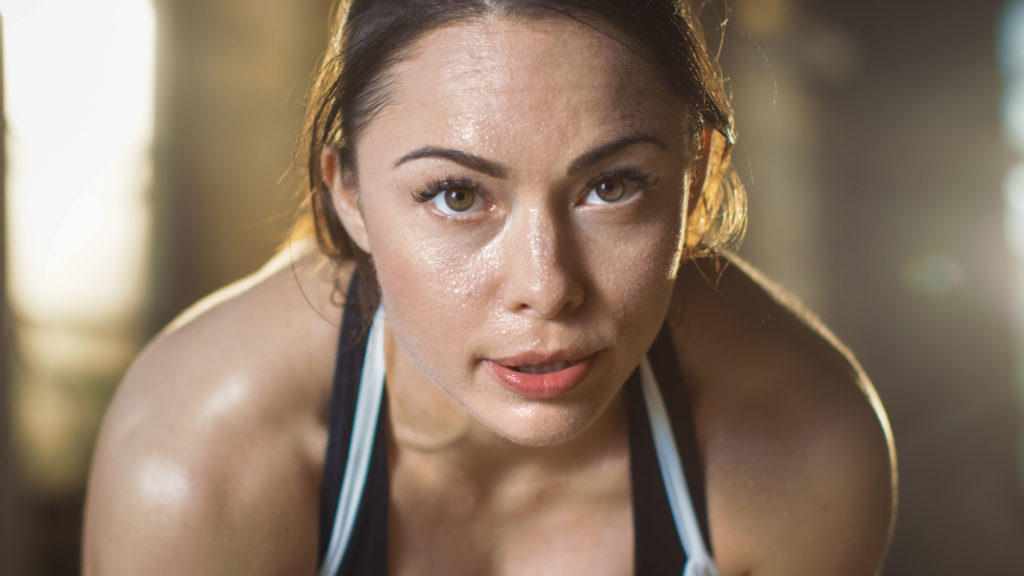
[671,255,897,576]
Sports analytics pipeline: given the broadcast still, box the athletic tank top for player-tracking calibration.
[317,274,718,575]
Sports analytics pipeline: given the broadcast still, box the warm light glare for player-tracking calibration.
[3,0,155,328]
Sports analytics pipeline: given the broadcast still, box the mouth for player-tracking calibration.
[486,352,598,399]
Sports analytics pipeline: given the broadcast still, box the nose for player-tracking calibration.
[501,205,585,318]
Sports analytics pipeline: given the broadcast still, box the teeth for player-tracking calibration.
[514,361,574,374]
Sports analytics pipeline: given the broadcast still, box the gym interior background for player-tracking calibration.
[2,0,1023,573]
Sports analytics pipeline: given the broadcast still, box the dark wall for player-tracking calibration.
[728,0,1024,573]
[150,0,335,330]
[1,14,22,576]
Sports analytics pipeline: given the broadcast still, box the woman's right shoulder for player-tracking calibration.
[83,241,354,575]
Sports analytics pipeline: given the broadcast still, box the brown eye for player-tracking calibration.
[590,179,626,203]
[413,178,485,216]
[443,187,476,212]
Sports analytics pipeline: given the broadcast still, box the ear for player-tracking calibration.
[321,146,372,254]
[686,125,714,216]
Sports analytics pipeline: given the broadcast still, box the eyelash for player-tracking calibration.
[581,166,658,203]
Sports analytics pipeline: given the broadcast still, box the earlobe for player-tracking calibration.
[321,147,372,254]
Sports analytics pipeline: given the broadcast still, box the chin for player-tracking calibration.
[480,401,609,448]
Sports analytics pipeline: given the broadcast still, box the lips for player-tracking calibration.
[486,352,597,399]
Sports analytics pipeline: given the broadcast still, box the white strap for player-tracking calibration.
[318,308,387,576]
[640,357,720,576]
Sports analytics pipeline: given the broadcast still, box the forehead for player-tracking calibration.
[357,16,689,170]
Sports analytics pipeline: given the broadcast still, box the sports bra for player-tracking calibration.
[317,274,719,575]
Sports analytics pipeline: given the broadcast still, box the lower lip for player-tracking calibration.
[486,355,596,399]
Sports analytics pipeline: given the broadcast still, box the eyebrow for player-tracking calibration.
[393,147,508,178]
[392,132,668,178]
[566,133,668,175]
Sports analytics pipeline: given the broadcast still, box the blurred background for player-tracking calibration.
[0,0,1022,573]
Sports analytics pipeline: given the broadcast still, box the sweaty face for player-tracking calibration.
[336,16,696,446]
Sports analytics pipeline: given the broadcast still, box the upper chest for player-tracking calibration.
[386,451,634,576]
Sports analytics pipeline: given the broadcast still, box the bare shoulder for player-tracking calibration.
[83,241,352,575]
[673,255,896,576]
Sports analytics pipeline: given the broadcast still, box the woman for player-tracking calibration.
[84,1,897,574]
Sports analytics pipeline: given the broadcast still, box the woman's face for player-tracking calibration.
[331,16,696,446]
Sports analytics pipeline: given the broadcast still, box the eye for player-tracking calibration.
[412,177,487,216]
[434,186,479,214]
[587,179,627,203]
[582,168,655,206]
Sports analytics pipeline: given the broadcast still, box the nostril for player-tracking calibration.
[507,267,584,318]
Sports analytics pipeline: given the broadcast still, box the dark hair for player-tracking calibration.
[297,0,746,306]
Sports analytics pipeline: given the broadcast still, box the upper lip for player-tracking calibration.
[488,349,597,367]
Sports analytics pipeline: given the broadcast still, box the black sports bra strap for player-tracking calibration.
[629,323,713,574]
[317,271,389,574]
[648,323,712,547]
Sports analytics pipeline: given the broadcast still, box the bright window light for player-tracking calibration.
[3,0,155,329]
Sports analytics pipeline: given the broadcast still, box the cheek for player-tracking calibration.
[365,219,497,378]
[369,214,494,309]
[580,206,686,316]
